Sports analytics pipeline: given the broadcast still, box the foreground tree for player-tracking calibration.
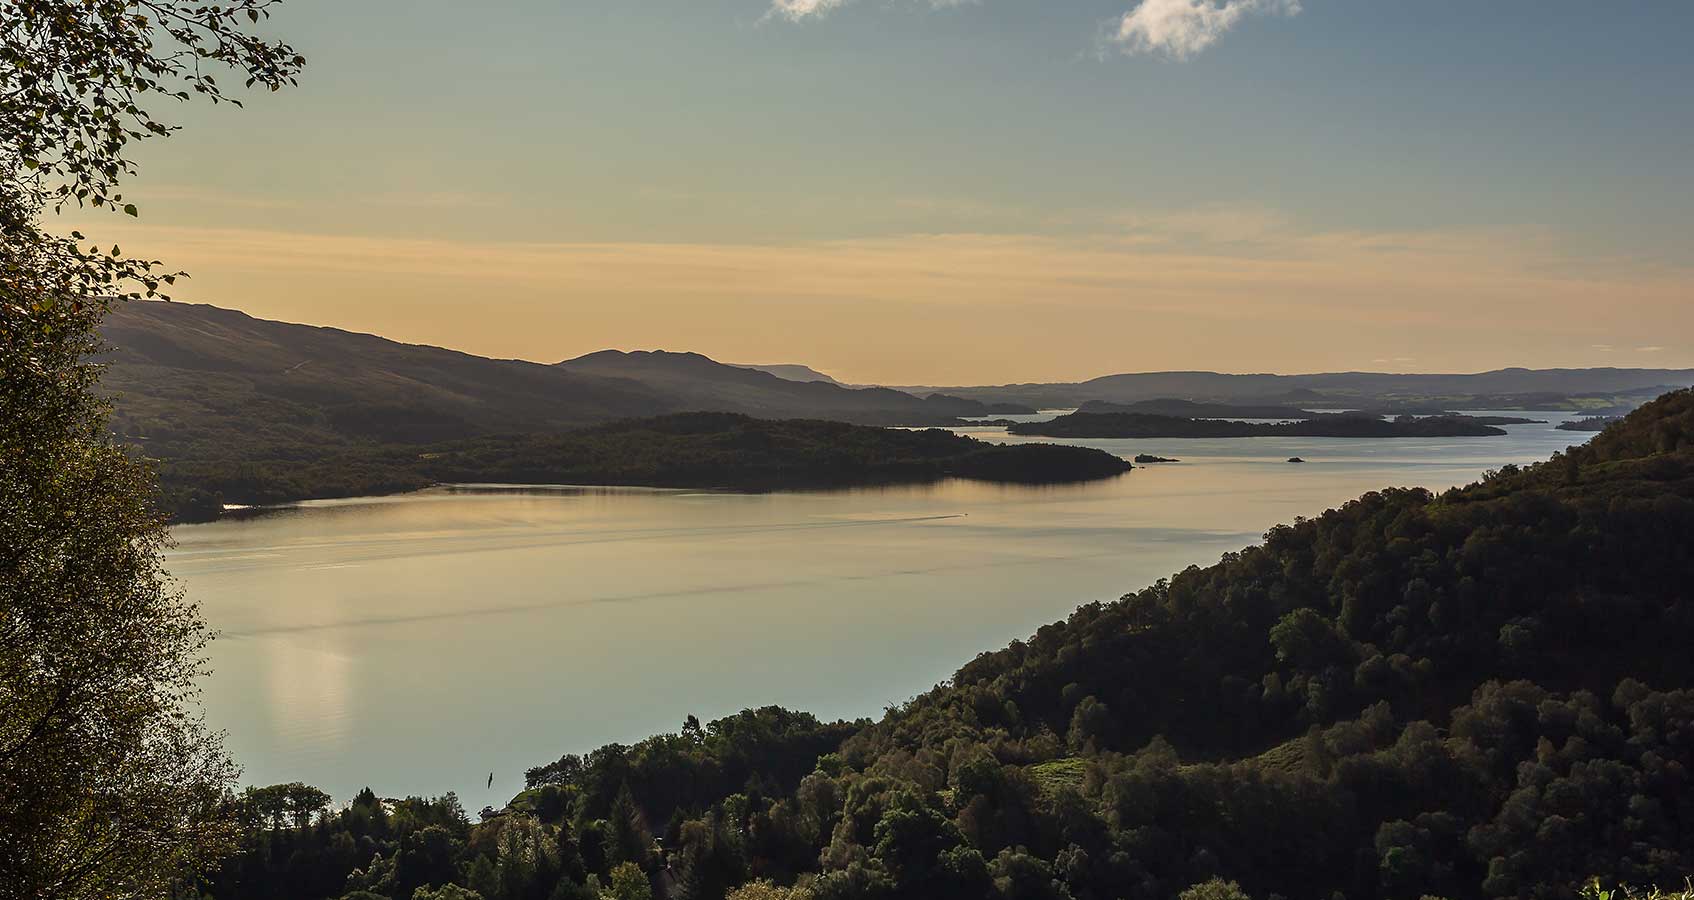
[0,2,302,896]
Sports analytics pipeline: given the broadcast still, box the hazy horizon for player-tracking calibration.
[124,299,1694,388]
[61,0,1694,383]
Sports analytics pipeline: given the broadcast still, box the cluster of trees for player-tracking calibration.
[184,390,1694,900]
[154,413,1133,522]
[1559,417,1626,433]
[2,1,303,897]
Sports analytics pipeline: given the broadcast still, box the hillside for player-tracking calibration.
[98,304,1026,465]
[558,350,1033,424]
[99,301,682,455]
[733,363,845,385]
[208,392,1694,900]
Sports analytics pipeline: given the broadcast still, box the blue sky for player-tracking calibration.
[69,0,1694,382]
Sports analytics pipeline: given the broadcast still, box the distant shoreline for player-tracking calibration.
[1010,412,1510,439]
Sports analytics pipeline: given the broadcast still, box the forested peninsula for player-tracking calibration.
[1009,412,1509,439]
[159,413,1132,522]
[207,391,1694,900]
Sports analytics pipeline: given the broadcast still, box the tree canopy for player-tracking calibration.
[1,1,301,896]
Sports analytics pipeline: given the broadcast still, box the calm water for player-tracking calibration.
[172,412,1593,810]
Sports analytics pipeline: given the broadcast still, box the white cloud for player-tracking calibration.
[1111,0,1300,59]
[1638,346,1666,353]
[767,0,1298,59]
[767,0,852,22]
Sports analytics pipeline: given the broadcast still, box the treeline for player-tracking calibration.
[1558,416,1624,433]
[151,413,1132,522]
[191,390,1694,900]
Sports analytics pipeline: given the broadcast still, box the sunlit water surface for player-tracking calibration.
[172,412,1593,809]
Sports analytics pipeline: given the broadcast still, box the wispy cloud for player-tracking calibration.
[1638,346,1666,353]
[1111,0,1300,59]
[766,0,973,21]
[767,0,851,22]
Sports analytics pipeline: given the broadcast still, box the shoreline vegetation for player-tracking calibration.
[157,412,1133,523]
[1008,410,1513,439]
[205,388,1694,900]
[1559,415,1625,432]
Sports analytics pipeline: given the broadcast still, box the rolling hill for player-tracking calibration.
[731,363,845,385]
[556,350,1030,423]
[99,301,679,453]
[97,302,1027,464]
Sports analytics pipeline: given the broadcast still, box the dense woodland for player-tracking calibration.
[155,413,1132,522]
[191,389,1694,900]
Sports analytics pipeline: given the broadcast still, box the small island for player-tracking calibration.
[1134,454,1180,463]
[1287,456,1306,464]
[1009,412,1509,439]
[161,413,1133,522]
[1557,415,1623,432]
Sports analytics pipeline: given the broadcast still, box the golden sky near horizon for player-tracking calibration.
[53,0,1694,384]
[68,215,1693,385]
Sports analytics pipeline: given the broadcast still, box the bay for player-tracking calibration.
[171,412,1592,810]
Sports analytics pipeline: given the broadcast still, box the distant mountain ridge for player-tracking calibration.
[889,367,1694,411]
[100,301,680,448]
[731,363,843,385]
[98,303,1024,460]
[555,349,1031,424]
[101,302,1693,460]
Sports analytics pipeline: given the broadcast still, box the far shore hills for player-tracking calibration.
[97,302,1692,520]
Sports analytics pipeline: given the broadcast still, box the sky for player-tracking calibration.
[61,0,1694,385]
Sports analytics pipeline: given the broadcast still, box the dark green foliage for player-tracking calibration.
[153,412,1132,521]
[1558,416,1624,433]
[524,707,865,830]
[211,789,472,900]
[4,1,303,895]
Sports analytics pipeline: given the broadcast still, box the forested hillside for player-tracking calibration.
[158,413,1132,520]
[201,390,1694,900]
